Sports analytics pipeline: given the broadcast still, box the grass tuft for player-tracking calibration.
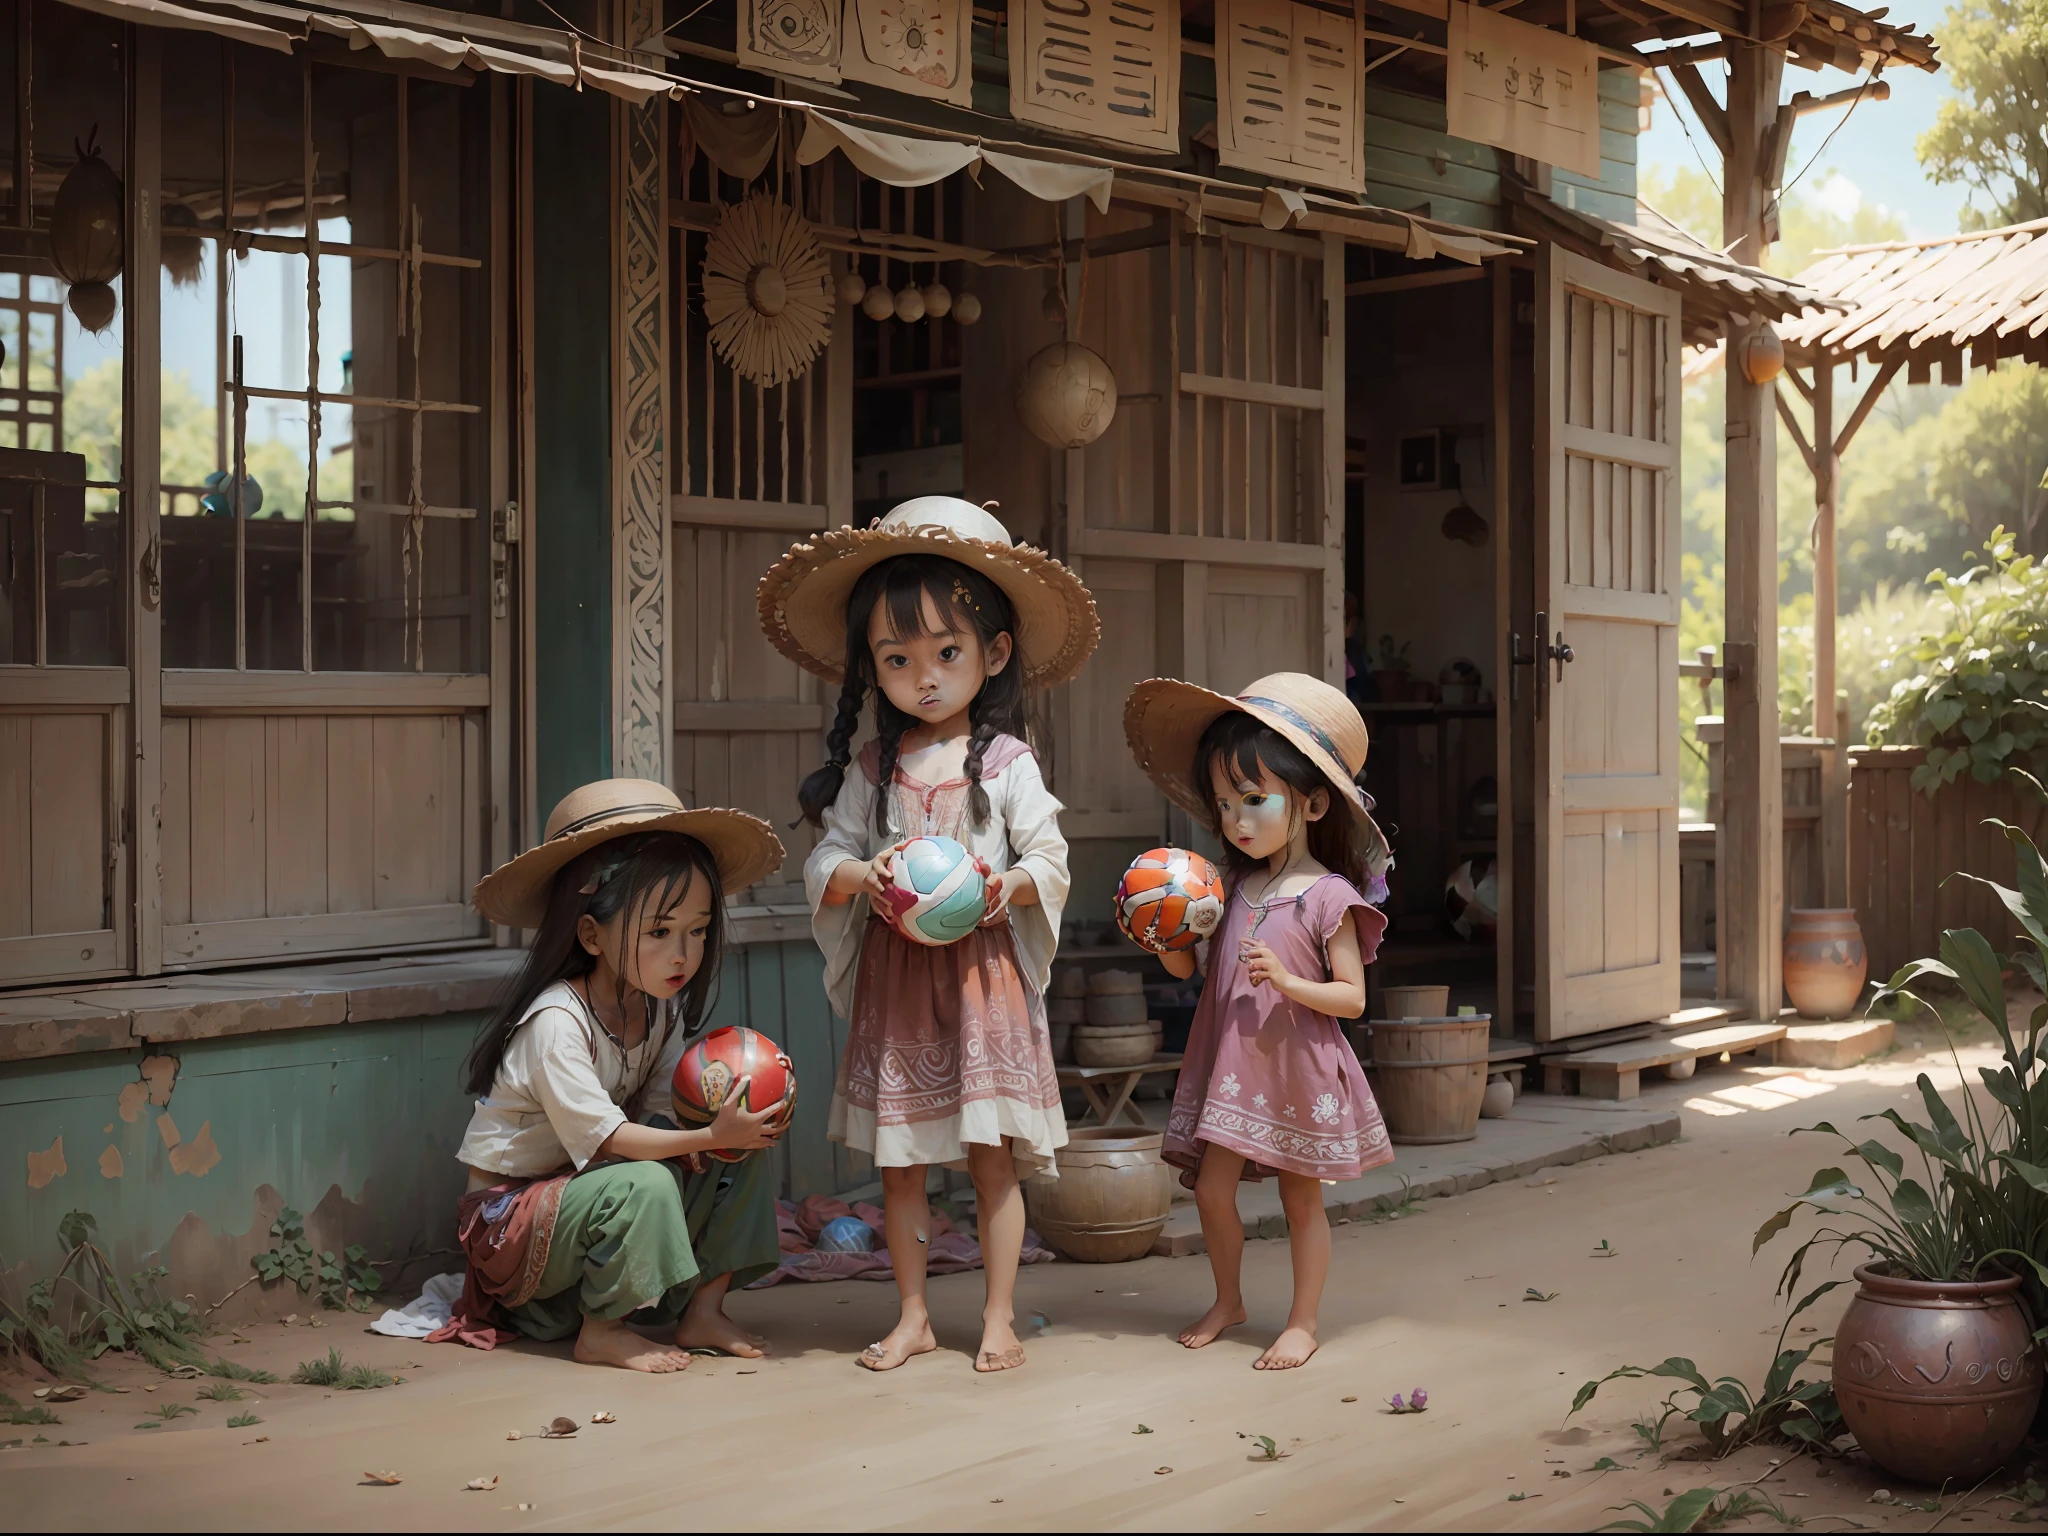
[290,1347,395,1390]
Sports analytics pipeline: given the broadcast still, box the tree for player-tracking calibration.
[1916,0,2048,229]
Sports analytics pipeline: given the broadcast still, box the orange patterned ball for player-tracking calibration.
[1114,847,1226,953]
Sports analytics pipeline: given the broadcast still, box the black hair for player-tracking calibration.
[462,831,725,1097]
[1193,711,1373,897]
[796,553,1027,836]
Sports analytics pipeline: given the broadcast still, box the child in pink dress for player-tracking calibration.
[1123,671,1395,1370]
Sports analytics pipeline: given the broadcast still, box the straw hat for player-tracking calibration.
[1123,672,1391,876]
[473,779,785,929]
[755,497,1099,687]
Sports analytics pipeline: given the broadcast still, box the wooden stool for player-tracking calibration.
[1056,1054,1185,1127]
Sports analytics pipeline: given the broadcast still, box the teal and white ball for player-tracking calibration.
[881,835,990,946]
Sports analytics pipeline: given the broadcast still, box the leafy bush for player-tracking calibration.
[251,1207,382,1311]
[0,1211,204,1375]
[1865,529,2048,794]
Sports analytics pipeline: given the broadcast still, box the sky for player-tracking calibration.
[1636,0,1969,239]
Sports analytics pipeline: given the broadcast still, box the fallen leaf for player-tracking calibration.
[284,1314,298,1325]
[506,1431,522,1441]
[1134,1424,1153,1435]
[1341,1395,1358,1403]
[245,1436,269,1444]
[736,1369,758,1376]
[590,1411,617,1424]
[466,1476,498,1492]
[1154,1467,1173,1475]
[31,1389,48,1399]
[168,1364,204,1379]
[142,1385,160,1394]
[361,1470,402,1486]
[544,1416,578,1438]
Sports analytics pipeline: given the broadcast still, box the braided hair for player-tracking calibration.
[796,554,1026,836]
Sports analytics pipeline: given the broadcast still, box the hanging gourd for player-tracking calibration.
[701,192,832,387]
[1014,341,1118,449]
[51,127,124,334]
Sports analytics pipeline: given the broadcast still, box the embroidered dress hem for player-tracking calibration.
[830,1093,1067,1178]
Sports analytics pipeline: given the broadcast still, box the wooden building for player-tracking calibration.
[0,0,1929,1293]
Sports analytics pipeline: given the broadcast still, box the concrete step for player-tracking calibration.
[1778,1018,1895,1069]
[1150,1098,1679,1255]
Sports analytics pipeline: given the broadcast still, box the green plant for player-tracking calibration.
[290,1347,394,1390]
[149,1402,196,1421]
[251,1209,383,1312]
[1758,773,2048,1325]
[0,1211,206,1376]
[194,1382,243,1402]
[1597,1487,1795,1532]
[1865,530,2048,793]
[226,1412,262,1428]
[0,1404,58,1426]
[204,1356,278,1384]
[1568,1293,1846,1457]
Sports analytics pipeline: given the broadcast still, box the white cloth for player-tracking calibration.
[454,982,675,1177]
[803,746,1070,1020]
[367,1272,464,1339]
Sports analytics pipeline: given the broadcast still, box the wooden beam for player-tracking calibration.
[1668,62,1733,157]
[1833,355,1903,456]
[1780,361,1815,405]
[1774,385,1818,475]
[1344,266,1490,297]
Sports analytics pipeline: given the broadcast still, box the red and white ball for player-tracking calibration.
[671,1025,796,1164]
[1114,847,1226,953]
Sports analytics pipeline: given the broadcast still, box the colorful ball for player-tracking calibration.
[1444,854,1498,944]
[1115,847,1225,953]
[671,1025,796,1164]
[879,835,991,946]
[815,1215,876,1254]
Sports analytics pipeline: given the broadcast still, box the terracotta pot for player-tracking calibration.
[1073,1023,1154,1068]
[1367,1014,1491,1144]
[1784,908,1869,1019]
[1024,1126,1174,1262]
[1834,1265,2042,1484]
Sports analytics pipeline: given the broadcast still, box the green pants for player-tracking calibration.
[504,1153,780,1342]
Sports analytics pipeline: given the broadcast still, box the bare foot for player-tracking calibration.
[856,1316,937,1372]
[674,1308,766,1358]
[1253,1325,1318,1370]
[974,1316,1025,1374]
[574,1317,690,1373]
[1178,1299,1248,1349]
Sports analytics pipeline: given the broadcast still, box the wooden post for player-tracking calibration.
[128,27,163,975]
[1811,362,1836,743]
[1720,39,1786,1019]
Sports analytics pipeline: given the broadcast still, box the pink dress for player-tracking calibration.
[1165,874,1394,1182]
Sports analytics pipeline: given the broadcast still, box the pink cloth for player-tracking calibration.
[746,1195,1055,1288]
[1165,874,1395,1182]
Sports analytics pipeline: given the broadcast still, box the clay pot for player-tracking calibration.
[1784,908,1869,1020]
[1085,991,1149,1026]
[1834,1265,2042,1485]
[1086,968,1144,996]
[1368,1014,1490,1144]
[1024,1126,1174,1262]
[1480,1076,1514,1118]
[1074,1022,1154,1068]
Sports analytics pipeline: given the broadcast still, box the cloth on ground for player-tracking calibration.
[745,1192,1055,1287]
[368,1271,465,1339]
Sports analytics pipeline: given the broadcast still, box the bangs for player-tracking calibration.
[875,559,975,643]
[1196,711,1321,798]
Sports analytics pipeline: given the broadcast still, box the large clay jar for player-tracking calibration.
[1784,908,1869,1019]
[1023,1126,1174,1262]
[1834,1266,2042,1484]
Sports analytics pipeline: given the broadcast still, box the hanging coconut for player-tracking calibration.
[51,127,124,335]
[1014,341,1118,449]
[893,285,926,324]
[952,292,982,326]
[860,283,895,322]
[922,282,952,319]
[701,193,832,387]
[161,203,205,288]
[836,269,868,307]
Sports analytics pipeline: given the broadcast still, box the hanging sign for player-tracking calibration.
[736,0,844,83]
[842,0,974,106]
[1445,2,1601,179]
[1215,0,1367,194]
[1008,0,1180,154]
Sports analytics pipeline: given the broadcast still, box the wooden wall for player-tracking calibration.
[0,707,125,984]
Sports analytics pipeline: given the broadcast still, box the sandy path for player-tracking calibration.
[7,1023,2024,1532]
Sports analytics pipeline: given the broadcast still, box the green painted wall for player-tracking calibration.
[531,80,613,818]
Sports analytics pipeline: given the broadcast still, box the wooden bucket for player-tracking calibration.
[1023,1126,1175,1263]
[1367,1014,1491,1145]
[1380,984,1449,1018]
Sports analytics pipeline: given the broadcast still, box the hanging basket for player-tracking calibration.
[701,193,833,387]
[51,127,125,335]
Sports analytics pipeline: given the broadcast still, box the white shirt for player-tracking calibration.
[456,981,681,1177]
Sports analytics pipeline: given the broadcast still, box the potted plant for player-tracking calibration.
[1755,768,2048,1484]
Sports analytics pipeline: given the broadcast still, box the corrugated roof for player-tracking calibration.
[1780,220,2048,369]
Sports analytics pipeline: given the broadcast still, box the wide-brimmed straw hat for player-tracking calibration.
[473,779,785,929]
[1123,671,1391,878]
[756,496,1099,687]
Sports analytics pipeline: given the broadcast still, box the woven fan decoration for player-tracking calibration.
[702,193,833,386]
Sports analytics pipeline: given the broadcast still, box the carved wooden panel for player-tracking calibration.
[842,0,974,106]
[1215,0,1367,194]
[1008,0,1180,153]
[736,0,844,82]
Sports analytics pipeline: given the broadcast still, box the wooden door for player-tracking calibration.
[1531,247,1682,1042]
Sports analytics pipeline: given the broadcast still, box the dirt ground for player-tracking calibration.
[8,1016,2041,1532]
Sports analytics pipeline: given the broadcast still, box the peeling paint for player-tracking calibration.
[156,1111,182,1150]
[167,1121,220,1178]
[26,1135,65,1189]
[140,1054,179,1106]
[99,1145,123,1179]
[116,1081,147,1123]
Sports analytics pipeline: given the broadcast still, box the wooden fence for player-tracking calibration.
[1848,746,2046,982]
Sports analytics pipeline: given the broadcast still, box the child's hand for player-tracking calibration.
[861,842,907,901]
[979,866,1015,926]
[1240,939,1299,995]
[707,1075,787,1152]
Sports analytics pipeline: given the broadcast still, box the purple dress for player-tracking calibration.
[1165,873,1395,1182]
